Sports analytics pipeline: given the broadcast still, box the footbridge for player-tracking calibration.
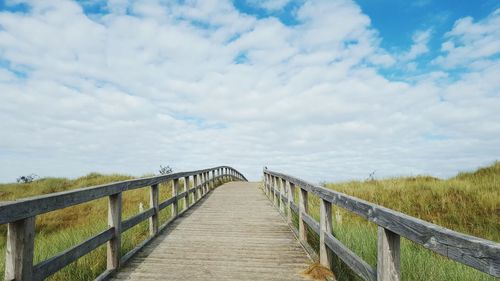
[0,166,498,281]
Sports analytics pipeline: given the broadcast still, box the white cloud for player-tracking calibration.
[434,8,500,68]
[0,0,498,183]
[246,0,292,11]
[402,29,432,61]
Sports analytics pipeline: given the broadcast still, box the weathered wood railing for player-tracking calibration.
[263,169,500,281]
[0,166,246,281]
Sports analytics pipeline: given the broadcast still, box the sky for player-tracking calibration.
[0,0,499,183]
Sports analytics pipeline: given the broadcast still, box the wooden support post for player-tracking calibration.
[211,170,215,189]
[184,176,190,209]
[320,198,333,269]
[107,193,122,270]
[264,174,268,196]
[172,179,179,217]
[271,176,276,206]
[193,174,199,202]
[266,174,273,197]
[377,227,401,281]
[205,172,209,193]
[298,187,308,243]
[287,182,295,224]
[5,216,35,281]
[269,175,273,199]
[149,184,159,236]
[200,173,205,195]
[279,178,285,214]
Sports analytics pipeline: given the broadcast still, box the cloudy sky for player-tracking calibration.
[0,0,499,183]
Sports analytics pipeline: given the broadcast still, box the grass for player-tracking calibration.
[285,161,499,281]
[0,172,226,280]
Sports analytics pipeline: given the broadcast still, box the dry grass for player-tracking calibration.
[302,262,335,280]
[323,161,500,241]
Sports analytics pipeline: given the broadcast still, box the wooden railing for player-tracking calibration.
[0,166,246,281]
[263,168,500,281]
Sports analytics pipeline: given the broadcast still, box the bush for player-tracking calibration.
[16,174,38,183]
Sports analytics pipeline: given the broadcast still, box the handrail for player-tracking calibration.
[263,168,500,281]
[1,166,246,281]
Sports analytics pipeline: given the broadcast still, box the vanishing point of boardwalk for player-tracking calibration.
[110,182,311,281]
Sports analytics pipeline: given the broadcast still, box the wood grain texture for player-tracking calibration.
[264,170,500,277]
[109,182,311,281]
[320,199,333,269]
[4,216,35,281]
[377,227,401,281]
[107,193,122,270]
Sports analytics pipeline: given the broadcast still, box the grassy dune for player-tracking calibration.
[297,162,499,281]
[0,172,215,280]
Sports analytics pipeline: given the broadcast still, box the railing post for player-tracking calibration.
[193,174,199,202]
[320,198,333,269]
[172,179,179,217]
[287,182,295,224]
[298,187,308,243]
[377,227,401,281]
[205,172,209,193]
[107,192,122,270]
[267,175,274,197]
[211,170,215,189]
[149,184,159,236]
[184,176,190,210]
[264,173,268,197]
[4,216,35,281]
[200,173,205,195]
[268,174,272,198]
[279,178,285,214]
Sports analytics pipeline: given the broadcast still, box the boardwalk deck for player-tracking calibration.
[110,181,311,281]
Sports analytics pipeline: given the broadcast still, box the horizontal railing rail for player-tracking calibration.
[1,166,246,281]
[263,168,500,281]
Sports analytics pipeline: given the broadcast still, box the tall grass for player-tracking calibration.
[0,172,211,280]
[287,161,499,280]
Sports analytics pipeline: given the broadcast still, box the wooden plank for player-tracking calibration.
[5,216,35,281]
[298,187,308,243]
[0,166,246,225]
[107,193,122,270]
[33,228,114,280]
[320,199,333,269]
[159,196,176,211]
[324,232,377,281]
[377,227,401,281]
[149,184,159,236]
[122,208,156,232]
[109,182,311,281]
[264,170,500,277]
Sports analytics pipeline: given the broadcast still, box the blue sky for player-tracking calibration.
[0,0,499,182]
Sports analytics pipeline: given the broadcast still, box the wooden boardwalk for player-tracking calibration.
[110,181,311,281]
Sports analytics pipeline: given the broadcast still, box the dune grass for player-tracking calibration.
[285,161,499,280]
[0,172,220,280]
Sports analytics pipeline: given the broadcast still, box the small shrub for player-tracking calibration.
[16,174,38,183]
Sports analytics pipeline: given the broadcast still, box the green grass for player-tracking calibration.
[284,161,499,280]
[0,173,227,280]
